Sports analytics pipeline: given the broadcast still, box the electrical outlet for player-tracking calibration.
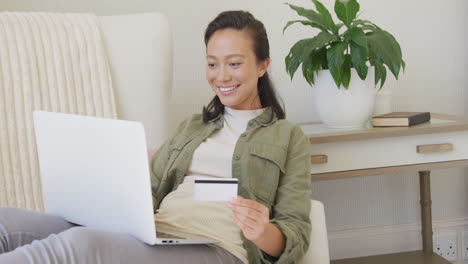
[433,233,457,262]
[462,231,468,261]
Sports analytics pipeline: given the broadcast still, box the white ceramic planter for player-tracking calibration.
[313,68,376,130]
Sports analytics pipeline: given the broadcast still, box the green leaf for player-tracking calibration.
[351,19,382,33]
[283,20,331,34]
[285,3,330,32]
[382,30,404,64]
[367,30,403,80]
[334,0,360,28]
[312,0,337,34]
[327,42,348,87]
[352,19,381,30]
[373,61,381,86]
[301,48,327,86]
[371,59,387,89]
[335,23,345,34]
[349,41,368,79]
[285,31,337,80]
[285,38,309,79]
[344,27,367,48]
[357,24,379,32]
[344,27,368,79]
[341,63,351,89]
[301,54,315,86]
[312,47,328,70]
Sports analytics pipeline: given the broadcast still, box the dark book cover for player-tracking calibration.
[373,112,431,127]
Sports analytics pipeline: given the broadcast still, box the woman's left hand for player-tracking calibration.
[227,196,269,243]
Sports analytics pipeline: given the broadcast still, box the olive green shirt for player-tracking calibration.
[150,108,312,264]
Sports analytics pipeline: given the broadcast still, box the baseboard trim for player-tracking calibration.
[328,217,468,260]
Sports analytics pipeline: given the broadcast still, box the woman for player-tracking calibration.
[0,10,311,264]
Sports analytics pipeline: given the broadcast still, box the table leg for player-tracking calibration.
[419,170,433,252]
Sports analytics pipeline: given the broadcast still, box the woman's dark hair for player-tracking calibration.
[202,10,285,122]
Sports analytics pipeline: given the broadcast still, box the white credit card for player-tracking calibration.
[194,177,238,202]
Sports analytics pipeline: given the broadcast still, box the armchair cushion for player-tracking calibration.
[300,200,330,264]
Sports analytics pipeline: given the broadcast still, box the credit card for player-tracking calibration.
[194,177,238,202]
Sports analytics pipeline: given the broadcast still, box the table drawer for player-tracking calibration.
[309,131,468,174]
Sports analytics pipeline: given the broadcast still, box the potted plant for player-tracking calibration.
[284,0,405,129]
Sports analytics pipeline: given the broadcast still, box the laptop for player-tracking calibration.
[33,110,216,245]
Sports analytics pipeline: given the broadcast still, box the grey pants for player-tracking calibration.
[0,207,243,264]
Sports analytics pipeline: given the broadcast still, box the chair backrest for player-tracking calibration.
[300,200,330,264]
[99,12,172,149]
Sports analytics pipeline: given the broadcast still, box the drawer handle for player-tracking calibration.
[311,155,328,164]
[416,143,453,154]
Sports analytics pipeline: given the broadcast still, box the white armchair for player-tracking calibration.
[301,200,330,264]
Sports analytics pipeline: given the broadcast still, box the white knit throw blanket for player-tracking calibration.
[0,12,117,211]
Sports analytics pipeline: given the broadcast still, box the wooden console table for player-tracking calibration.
[301,114,468,264]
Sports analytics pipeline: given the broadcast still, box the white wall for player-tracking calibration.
[2,0,467,260]
[3,0,467,125]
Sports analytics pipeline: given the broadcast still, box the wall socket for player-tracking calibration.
[434,233,457,262]
[462,232,468,261]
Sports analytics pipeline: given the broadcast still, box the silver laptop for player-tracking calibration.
[33,110,216,245]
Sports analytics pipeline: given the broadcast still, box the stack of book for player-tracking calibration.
[373,112,431,127]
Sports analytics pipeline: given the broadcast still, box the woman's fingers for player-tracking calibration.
[232,212,255,232]
[227,196,270,241]
[228,196,268,214]
[232,211,264,241]
[228,202,263,222]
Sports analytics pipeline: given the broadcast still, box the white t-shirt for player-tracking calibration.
[154,107,265,264]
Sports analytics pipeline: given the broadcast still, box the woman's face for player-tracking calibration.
[206,29,269,110]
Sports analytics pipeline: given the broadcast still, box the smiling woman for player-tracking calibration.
[202,11,285,122]
[205,28,268,110]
